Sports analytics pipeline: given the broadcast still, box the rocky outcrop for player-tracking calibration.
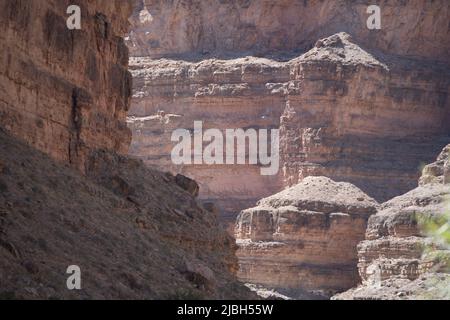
[0,129,253,299]
[334,144,450,300]
[0,0,133,172]
[234,176,378,298]
[128,31,450,230]
[0,0,253,300]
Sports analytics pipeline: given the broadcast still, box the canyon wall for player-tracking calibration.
[235,176,378,298]
[0,0,253,299]
[125,1,450,299]
[0,129,253,299]
[127,0,450,63]
[128,26,450,230]
[0,0,133,172]
[335,144,450,299]
[278,33,450,201]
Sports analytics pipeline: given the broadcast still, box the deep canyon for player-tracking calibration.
[0,0,449,300]
[127,0,450,299]
[0,0,252,299]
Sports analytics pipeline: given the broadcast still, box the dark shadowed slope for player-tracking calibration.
[0,129,253,299]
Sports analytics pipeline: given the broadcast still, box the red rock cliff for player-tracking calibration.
[0,0,254,300]
[0,0,133,172]
[128,0,450,63]
[127,1,450,230]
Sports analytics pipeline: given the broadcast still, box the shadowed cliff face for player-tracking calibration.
[0,0,254,299]
[0,0,133,172]
[0,128,254,299]
[0,0,448,301]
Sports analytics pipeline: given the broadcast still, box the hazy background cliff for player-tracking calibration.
[126,0,450,231]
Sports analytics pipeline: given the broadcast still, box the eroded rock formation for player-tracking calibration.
[0,129,252,299]
[235,176,379,298]
[125,1,450,298]
[334,144,450,300]
[0,0,133,172]
[0,0,253,299]
[128,30,450,230]
[127,0,450,63]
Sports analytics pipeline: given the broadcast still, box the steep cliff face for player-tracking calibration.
[235,176,378,299]
[127,0,450,63]
[0,0,253,299]
[278,33,450,201]
[127,55,287,230]
[0,0,133,172]
[128,30,450,230]
[123,1,450,299]
[334,145,450,300]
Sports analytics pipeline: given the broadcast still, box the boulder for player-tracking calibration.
[175,174,200,197]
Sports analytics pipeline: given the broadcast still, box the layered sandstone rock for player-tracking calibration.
[0,0,133,172]
[234,176,378,298]
[127,55,287,230]
[128,31,450,230]
[0,0,253,299]
[127,0,450,63]
[334,144,450,300]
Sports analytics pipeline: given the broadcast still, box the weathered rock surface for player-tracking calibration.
[235,176,379,298]
[128,31,450,231]
[334,144,450,300]
[0,0,254,300]
[0,0,133,172]
[334,273,450,300]
[127,0,450,63]
[126,1,450,298]
[0,129,253,299]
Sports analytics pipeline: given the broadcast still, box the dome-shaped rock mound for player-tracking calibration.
[235,176,379,299]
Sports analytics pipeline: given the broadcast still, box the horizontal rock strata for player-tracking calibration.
[334,144,450,299]
[0,0,254,300]
[128,32,450,230]
[235,176,379,298]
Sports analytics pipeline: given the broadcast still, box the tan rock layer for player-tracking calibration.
[335,144,450,300]
[128,0,450,64]
[235,176,379,298]
[128,33,450,229]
